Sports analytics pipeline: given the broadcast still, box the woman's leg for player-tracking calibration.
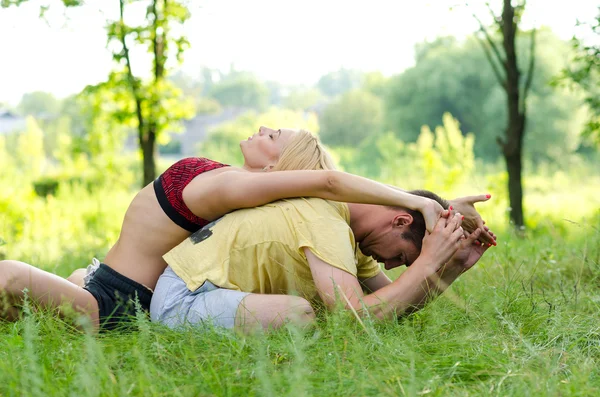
[0,260,100,328]
[66,268,87,287]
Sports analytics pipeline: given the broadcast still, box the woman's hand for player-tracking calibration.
[420,198,445,234]
[448,194,496,246]
[446,228,492,271]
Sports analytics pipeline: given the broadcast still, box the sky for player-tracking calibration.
[0,0,597,105]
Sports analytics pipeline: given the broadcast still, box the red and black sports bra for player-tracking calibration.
[153,157,229,232]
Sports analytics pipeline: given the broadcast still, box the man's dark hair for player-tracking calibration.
[392,189,449,253]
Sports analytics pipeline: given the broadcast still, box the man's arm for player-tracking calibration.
[304,212,466,320]
[399,228,491,315]
[360,272,392,293]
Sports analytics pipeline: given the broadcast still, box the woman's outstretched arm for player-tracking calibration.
[194,169,444,233]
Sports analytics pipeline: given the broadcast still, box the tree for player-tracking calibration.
[385,30,585,162]
[316,68,363,97]
[320,90,383,147]
[557,7,600,146]
[471,0,536,228]
[334,113,476,191]
[17,91,61,117]
[208,72,269,111]
[1,0,81,8]
[362,71,390,98]
[282,88,324,111]
[105,0,194,186]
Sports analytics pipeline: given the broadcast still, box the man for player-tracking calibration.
[150,190,493,332]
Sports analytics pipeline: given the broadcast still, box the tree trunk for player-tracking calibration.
[137,0,166,187]
[474,0,535,228]
[503,138,524,227]
[141,127,157,186]
[501,0,525,227]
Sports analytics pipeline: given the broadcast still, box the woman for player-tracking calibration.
[0,126,493,330]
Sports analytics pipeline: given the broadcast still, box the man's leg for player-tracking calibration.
[151,266,315,332]
[235,294,316,333]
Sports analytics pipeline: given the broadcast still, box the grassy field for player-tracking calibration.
[0,157,599,396]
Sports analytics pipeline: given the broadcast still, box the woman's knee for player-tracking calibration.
[66,268,87,287]
[0,260,27,290]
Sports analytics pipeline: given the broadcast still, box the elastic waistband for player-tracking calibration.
[96,263,153,305]
[153,177,200,233]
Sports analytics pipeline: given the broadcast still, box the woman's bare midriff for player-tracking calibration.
[103,166,240,290]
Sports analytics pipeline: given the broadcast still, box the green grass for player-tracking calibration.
[1,223,599,396]
[1,158,599,396]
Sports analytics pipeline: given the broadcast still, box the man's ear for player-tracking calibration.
[393,212,413,228]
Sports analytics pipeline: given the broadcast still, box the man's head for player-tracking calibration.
[357,190,449,270]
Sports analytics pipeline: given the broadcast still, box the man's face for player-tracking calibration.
[358,213,421,270]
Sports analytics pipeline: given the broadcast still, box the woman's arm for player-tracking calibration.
[205,169,443,232]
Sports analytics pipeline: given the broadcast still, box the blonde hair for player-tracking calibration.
[271,129,336,171]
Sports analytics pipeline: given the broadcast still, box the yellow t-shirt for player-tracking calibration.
[163,198,381,300]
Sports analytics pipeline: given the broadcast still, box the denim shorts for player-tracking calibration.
[149,266,250,329]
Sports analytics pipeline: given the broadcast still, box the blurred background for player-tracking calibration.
[0,0,598,267]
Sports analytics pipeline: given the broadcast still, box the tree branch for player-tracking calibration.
[484,2,501,28]
[473,33,506,90]
[472,12,506,68]
[520,27,536,113]
[118,0,145,136]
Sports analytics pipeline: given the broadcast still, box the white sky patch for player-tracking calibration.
[0,0,597,105]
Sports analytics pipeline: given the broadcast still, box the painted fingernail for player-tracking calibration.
[486,194,491,198]
[449,206,453,211]
[462,216,464,220]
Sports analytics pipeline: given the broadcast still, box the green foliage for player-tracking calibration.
[158,139,181,155]
[32,177,60,197]
[208,72,270,111]
[17,91,61,117]
[362,71,390,97]
[14,117,46,177]
[386,29,587,162]
[0,0,82,8]
[555,7,600,146]
[320,90,384,147]
[282,88,324,111]
[195,97,222,115]
[74,78,133,157]
[317,68,363,97]
[199,108,320,166]
[334,113,475,192]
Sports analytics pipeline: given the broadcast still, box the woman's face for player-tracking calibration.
[240,126,296,170]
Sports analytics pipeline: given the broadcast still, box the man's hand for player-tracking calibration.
[419,211,465,271]
[446,228,492,271]
[420,199,444,234]
[448,194,496,246]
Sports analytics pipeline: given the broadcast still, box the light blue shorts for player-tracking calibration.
[150,266,250,329]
